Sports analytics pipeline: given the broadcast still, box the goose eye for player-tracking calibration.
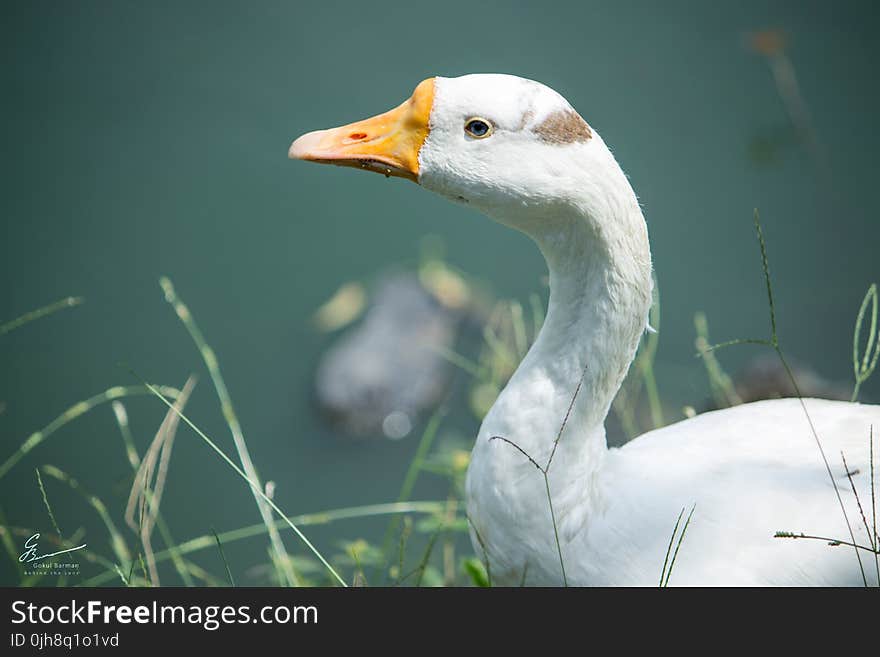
[464,118,493,139]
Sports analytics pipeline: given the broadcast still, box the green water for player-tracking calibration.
[2,1,877,584]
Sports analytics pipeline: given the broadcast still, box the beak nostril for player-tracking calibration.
[349,132,368,140]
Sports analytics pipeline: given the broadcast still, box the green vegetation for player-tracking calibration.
[1,213,877,587]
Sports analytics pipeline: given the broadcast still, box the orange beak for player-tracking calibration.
[288,78,435,183]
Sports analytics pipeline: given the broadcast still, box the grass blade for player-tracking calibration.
[35,468,63,538]
[211,527,236,587]
[694,312,743,408]
[661,505,695,587]
[0,385,181,482]
[125,375,197,586]
[659,508,684,587]
[112,400,195,586]
[852,283,879,402]
[870,425,879,584]
[380,409,445,572]
[0,296,83,336]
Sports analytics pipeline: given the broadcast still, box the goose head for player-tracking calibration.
[289,74,623,238]
[289,72,652,443]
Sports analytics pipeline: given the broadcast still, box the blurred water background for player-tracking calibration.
[1,0,878,584]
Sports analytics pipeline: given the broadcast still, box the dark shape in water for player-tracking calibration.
[715,354,853,409]
[314,273,462,439]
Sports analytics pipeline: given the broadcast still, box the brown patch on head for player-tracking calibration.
[533,108,592,144]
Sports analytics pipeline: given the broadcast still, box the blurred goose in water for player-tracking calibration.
[290,74,880,586]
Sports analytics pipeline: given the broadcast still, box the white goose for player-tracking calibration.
[290,74,880,586]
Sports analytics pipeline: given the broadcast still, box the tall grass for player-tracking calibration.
[158,277,299,587]
[113,399,195,586]
[378,409,445,578]
[124,376,197,586]
[75,501,448,586]
[2,216,877,587]
[1,287,467,588]
[135,376,347,586]
[700,209,873,586]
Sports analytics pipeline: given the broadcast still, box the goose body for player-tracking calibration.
[290,74,880,586]
[475,397,878,585]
